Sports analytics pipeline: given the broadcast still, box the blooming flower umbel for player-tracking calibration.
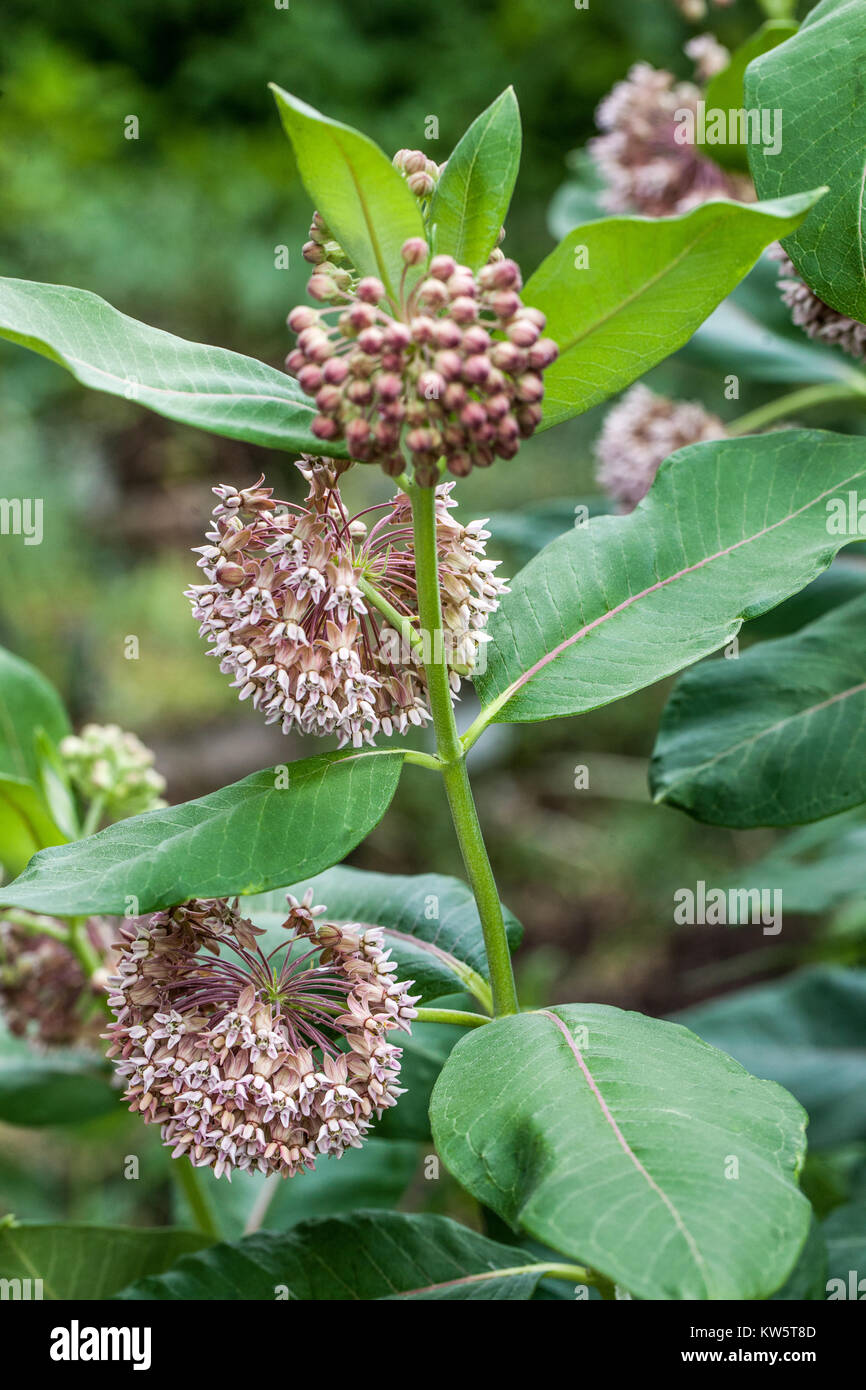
[186,461,508,747]
[104,894,418,1179]
[286,237,559,484]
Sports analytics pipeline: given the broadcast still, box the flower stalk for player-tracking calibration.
[409,481,519,1018]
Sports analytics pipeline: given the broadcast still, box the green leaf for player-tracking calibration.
[0,1027,116,1126]
[700,21,798,171]
[0,645,69,786]
[178,1140,419,1239]
[472,430,866,729]
[270,87,425,302]
[115,1211,550,1300]
[430,1004,810,1300]
[525,191,824,429]
[0,277,325,454]
[430,87,522,270]
[676,968,866,1149]
[0,776,67,879]
[651,594,866,827]
[243,865,522,1008]
[0,1223,211,1300]
[377,1017,467,1141]
[737,810,866,915]
[0,749,405,917]
[746,0,866,321]
[682,297,860,384]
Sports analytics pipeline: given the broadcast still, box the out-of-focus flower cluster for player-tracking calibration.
[594,385,727,510]
[60,724,167,823]
[186,462,507,747]
[773,248,866,364]
[287,238,558,483]
[0,914,119,1047]
[104,893,418,1180]
[590,38,752,217]
[674,0,733,19]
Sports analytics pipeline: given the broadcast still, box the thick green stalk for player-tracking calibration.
[409,482,519,1018]
[415,1007,491,1028]
[175,1160,221,1240]
[727,379,866,437]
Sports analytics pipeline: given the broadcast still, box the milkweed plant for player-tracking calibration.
[1,0,865,1301]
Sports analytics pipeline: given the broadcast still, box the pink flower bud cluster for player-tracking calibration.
[392,147,445,201]
[286,240,559,484]
[0,915,120,1047]
[186,462,508,747]
[104,893,418,1180]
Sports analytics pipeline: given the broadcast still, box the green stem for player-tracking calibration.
[410,482,519,1018]
[757,0,797,18]
[67,915,103,980]
[727,380,866,437]
[174,1160,221,1240]
[2,909,71,943]
[415,1007,491,1028]
[357,575,426,661]
[243,1176,278,1235]
[80,794,106,838]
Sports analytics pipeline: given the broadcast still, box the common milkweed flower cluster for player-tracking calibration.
[0,915,120,1047]
[595,384,727,510]
[590,38,752,217]
[186,460,508,748]
[286,238,559,484]
[104,894,418,1179]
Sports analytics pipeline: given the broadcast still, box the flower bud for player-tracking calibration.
[429,254,457,281]
[401,237,429,266]
[407,171,435,197]
[287,306,320,332]
[356,277,386,304]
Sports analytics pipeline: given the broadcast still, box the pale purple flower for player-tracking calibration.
[104,894,419,1180]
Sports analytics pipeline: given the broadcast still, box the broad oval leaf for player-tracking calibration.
[270,87,425,303]
[525,191,824,429]
[0,1027,116,1127]
[0,749,405,917]
[736,809,866,916]
[430,87,522,270]
[0,1224,210,1300]
[651,593,866,827]
[746,0,866,321]
[676,967,866,1150]
[0,277,325,454]
[0,645,69,785]
[430,1004,810,1300]
[115,1211,551,1301]
[473,430,866,728]
[682,298,860,384]
[243,865,523,1008]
